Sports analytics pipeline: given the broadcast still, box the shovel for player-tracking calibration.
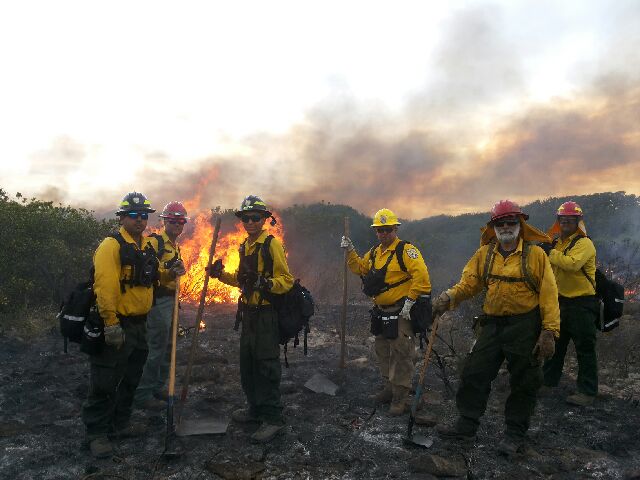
[175,214,229,436]
[404,312,441,448]
[163,278,183,458]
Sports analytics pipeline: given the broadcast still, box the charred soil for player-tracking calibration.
[1,304,639,480]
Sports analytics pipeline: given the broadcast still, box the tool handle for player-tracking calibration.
[177,214,222,425]
[339,216,349,368]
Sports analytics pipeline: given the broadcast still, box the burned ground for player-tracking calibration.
[1,304,639,480]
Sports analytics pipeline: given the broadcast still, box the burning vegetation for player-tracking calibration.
[177,211,286,306]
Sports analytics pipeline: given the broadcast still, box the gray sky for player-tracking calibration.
[1,0,638,218]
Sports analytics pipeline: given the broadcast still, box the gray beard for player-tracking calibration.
[495,224,520,245]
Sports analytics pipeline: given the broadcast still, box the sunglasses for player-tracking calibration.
[167,218,187,225]
[493,220,519,227]
[125,212,149,220]
[375,226,395,234]
[241,214,264,223]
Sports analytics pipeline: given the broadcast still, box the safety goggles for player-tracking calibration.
[493,220,519,227]
[375,226,394,234]
[167,218,187,225]
[558,216,578,224]
[241,214,264,223]
[125,212,149,220]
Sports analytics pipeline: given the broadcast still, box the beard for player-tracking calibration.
[495,223,520,245]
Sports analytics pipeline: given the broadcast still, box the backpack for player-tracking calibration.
[58,233,160,352]
[559,235,624,332]
[258,235,316,366]
[482,240,539,293]
[361,241,410,297]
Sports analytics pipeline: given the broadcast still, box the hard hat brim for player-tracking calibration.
[235,209,271,218]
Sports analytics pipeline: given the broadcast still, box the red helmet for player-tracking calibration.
[490,199,529,222]
[557,201,583,217]
[159,201,189,220]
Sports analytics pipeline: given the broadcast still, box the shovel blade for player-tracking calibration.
[403,434,434,449]
[176,417,229,436]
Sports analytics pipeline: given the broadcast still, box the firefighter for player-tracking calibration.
[82,192,159,458]
[134,202,187,410]
[432,200,560,454]
[341,208,431,416]
[208,195,294,442]
[540,201,599,406]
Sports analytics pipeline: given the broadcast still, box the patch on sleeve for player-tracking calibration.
[406,247,419,259]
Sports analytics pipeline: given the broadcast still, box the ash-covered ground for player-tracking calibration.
[1,303,639,480]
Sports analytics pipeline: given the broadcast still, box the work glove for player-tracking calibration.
[104,324,125,349]
[254,275,273,292]
[206,259,224,278]
[532,329,556,362]
[340,236,354,252]
[538,242,554,256]
[432,291,450,316]
[169,259,186,278]
[398,298,415,321]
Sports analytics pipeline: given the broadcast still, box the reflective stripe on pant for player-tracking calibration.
[135,296,173,402]
[240,307,284,425]
[456,309,542,438]
[543,299,598,396]
[82,320,148,439]
[374,316,415,389]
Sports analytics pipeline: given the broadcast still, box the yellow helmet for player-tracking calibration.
[371,208,401,227]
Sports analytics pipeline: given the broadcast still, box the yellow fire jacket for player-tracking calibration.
[548,232,596,298]
[446,238,560,336]
[93,227,155,327]
[219,230,294,306]
[148,230,181,290]
[347,237,431,306]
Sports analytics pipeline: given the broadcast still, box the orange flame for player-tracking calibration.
[177,212,285,305]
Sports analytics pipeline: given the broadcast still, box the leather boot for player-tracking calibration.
[89,436,113,458]
[436,416,478,440]
[231,408,260,423]
[251,422,285,442]
[388,385,410,416]
[370,381,393,404]
[566,392,595,406]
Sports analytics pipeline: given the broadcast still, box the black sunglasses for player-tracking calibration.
[494,220,519,227]
[167,218,187,225]
[241,214,264,223]
[375,226,395,234]
[125,212,149,220]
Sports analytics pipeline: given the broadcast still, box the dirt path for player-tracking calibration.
[1,304,639,479]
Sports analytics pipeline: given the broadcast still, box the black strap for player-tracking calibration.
[148,233,165,259]
[561,234,596,290]
[261,235,275,277]
[395,241,409,272]
[482,241,538,293]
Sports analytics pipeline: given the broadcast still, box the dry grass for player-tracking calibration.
[0,304,58,338]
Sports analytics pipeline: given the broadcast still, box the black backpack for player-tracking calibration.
[361,241,411,297]
[560,235,624,332]
[58,233,160,352]
[259,235,315,366]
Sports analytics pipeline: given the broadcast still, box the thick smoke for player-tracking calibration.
[30,4,640,220]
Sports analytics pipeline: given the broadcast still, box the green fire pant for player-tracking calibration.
[135,296,173,403]
[543,296,599,396]
[456,309,542,438]
[239,305,284,425]
[374,316,415,389]
[82,318,148,439]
